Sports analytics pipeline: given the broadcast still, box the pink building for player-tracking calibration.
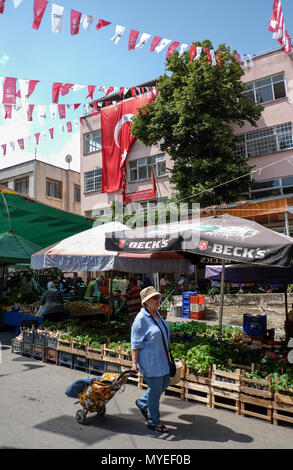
[80,51,293,233]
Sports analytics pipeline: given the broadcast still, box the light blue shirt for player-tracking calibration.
[131,307,170,377]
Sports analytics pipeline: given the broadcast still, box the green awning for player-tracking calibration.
[0,231,42,264]
[0,188,94,249]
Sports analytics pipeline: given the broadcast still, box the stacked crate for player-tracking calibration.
[184,362,212,406]
[86,344,106,375]
[56,337,74,368]
[189,295,205,320]
[211,365,241,414]
[273,378,293,426]
[240,371,273,423]
[22,329,34,357]
[243,314,267,340]
[181,291,197,318]
[44,335,59,365]
[32,332,46,361]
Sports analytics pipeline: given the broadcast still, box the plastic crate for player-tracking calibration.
[58,351,73,368]
[11,338,23,354]
[46,336,58,349]
[88,359,106,374]
[34,332,47,347]
[44,347,59,364]
[22,342,33,357]
[182,291,197,300]
[190,295,205,305]
[73,355,88,371]
[23,330,35,344]
[105,362,121,373]
[181,307,190,319]
[243,315,267,336]
[32,345,45,361]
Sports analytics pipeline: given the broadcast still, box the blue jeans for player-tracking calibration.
[137,374,170,426]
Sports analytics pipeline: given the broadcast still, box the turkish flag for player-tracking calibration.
[1,144,6,156]
[17,138,24,150]
[32,0,48,29]
[101,94,156,193]
[0,0,6,14]
[49,128,54,139]
[4,104,12,118]
[58,104,66,119]
[52,82,62,103]
[66,122,72,133]
[27,104,34,121]
[96,19,111,31]
[35,132,40,144]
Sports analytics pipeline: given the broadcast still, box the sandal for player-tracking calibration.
[135,400,148,420]
[147,423,169,433]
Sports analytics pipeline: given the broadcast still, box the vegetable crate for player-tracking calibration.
[22,330,35,344]
[181,291,197,319]
[44,347,59,365]
[273,402,293,426]
[58,351,74,368]
[105,362,121,374]
[11,338,23,355]
[31,345,45,362]
[184,363,212,406]
[57,337,73,354]
[239,371,273,423]
[103,345,122,365]
[72,340,87,357]
[86,344,104,362]
[210,366,241,414]
[22,342,33,357]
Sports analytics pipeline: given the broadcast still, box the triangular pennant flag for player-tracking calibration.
[49,128,54,139]
[70,9,81,35]
[155,39,171,53]
[128,29,139,50]
[60,83,74,96]
[166,41,180,57]
[81,14,95,30]
[72,84,86,92]
[12,0,23,7]
[4,104,12,118]
[27,104,34,121]
[35,132,40,144]
[37,104,46,120]
[135,32,151,49]
[3,77,17,104]
[86,85,96,99]
[194,47,202,60]
[51,3,64,33]
[179,43,188,57]
[66,122,72,132]
[111,25,126,45]
[92,102,98,115]
[190,46,196,61]
[32,0,48,30]
[119,87,125,97]
[74,103,81,110]
[58,104,66,119]
[204,48,212,63]
[9,141,15,151]
[17,138,24,150]
[52,82,62,103]
[210,50,217,66]
[96,19,111,31]
[1,144,6,156]
[150,36,162,52]
[131,87,137,97]
[0,0,6,14]
[106,86,114,96]
[49,104,57,119]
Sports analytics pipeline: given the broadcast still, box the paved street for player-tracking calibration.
[1,329,293,451]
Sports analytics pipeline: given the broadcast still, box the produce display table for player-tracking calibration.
[2,309,43,333]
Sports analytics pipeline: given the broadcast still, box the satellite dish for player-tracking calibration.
[65,155,72,163]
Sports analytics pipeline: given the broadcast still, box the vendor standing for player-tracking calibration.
[37,281,65,322]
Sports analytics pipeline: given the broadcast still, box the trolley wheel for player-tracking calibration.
[76,409,87,424]
[97,405,106,416]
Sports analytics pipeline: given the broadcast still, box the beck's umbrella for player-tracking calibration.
[105,214,293,338]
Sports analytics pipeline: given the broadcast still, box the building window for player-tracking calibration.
[236,122,293,158]
[128,154,166,182]
[74,184,81,202]
[0,181,8,187]
[46,178,62,199]
[14,176,29,195]
[83,130,102,155]
[242,73,286,104]
[244,176,293,200]
[84,169,102,193]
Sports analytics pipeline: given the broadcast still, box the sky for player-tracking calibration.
[0,0,292,173]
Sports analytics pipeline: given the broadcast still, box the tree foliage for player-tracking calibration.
[131,40,263,208]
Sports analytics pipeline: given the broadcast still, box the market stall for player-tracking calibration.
[104,214,293,339]
[29,221,194,320]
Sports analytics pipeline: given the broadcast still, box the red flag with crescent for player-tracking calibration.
[101,93,156,193]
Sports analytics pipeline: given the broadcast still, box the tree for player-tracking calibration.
[131,40,263,208]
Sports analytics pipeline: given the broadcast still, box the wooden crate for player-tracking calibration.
[240,393,273,423]
[88,358,106,375]
[240,371,273,400]
[211,366,241,414]
[273,402,293,426]
[34,332,47,347]
[73,354,89,372]
[137,374,184,400]
[86,344,105,361]
[103,345,122,364]
[184,364,212,406]
[31,345,45,361]
[58,351,74,368]
[57,337,73,353]
[44,347,59,365]
[227,359,261,372]
[71,340,88,357]
[274,390,293,406]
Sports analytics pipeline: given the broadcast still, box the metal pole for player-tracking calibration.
[218,259,226,341]
[284,212,290,236]
[285,282,289,342]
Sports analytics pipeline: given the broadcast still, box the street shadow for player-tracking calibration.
[34,408,253,446]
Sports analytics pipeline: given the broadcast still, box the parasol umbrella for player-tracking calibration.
[0,231,42,264]
[105,214,293,338]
